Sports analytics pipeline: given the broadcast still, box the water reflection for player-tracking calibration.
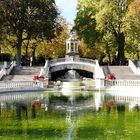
[1,91,140,118]
[0,91,140,139]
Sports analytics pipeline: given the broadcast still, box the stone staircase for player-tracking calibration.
[102,66,140,80]
[2,66,42,81]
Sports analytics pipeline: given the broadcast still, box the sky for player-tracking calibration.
[55,0,77,24]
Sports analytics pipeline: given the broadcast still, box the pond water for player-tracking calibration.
[0,90,140,140]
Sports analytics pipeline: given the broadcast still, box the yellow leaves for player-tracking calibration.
[79,40,103,59]
[35,24,68,59]
[78,0,95,10]
[128,0,140,14]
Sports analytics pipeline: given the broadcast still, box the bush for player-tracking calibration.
[0,53,12,61]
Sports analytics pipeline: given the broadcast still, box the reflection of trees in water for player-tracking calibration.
[105,100,116,114]
[0,103,1,116]
[15,102,28,120]
[117,104,125,113]
[31,105,36,118]
[135,104,140,113]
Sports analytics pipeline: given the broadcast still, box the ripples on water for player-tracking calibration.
[0,91,140,140]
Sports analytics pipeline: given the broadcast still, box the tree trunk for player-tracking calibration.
[25,39,30,66]
[117,32,125,65]
[99,53,106,65]
[16,44,22,67]
[136,49,139,60]
[107,53,111,65]
[105,43,111,65]
[16,35,22,67]
[32,46,36,66]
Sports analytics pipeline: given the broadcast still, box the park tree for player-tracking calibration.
[74,0,99,47]
[74,0,136,65]
[35,20,69,59]
[96,0,133,65]
[19,17,68,65]
[0,3,6,52]
[0,0,61,67]
[125,0,140,60]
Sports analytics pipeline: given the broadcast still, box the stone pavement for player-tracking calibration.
[2,66,42,81]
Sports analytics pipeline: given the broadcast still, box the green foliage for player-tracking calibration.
[0,0,61,66]
[74,0,140,64]
[125,0,140,60]
[74,0,99,47]
[35,23,68,59]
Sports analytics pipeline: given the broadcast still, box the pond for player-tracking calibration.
[0,90,140,140]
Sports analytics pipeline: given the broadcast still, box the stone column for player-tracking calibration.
[96,78,104,89]
[3,61,7,68]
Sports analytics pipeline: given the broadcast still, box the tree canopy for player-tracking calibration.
[74,0,140,65]
[0,0,62,66]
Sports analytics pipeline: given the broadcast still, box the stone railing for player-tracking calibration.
[49,58,65,65]
[105,79,140,87]
[79,58,96,64]
[0,61,16,80]
[96,79,140,89]
[6,61,16,75]
[49,58,96,65]
[0,61,12,69]
[129,60,140,75]
[0,69,6,80]
[95,60,105,79]
[39,60,49,77]
[0,81,44,92]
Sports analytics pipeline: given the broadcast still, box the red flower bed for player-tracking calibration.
[33,75,44,80]
[106,74,116,80]
[106,100,114,107]
[32,100,41,107]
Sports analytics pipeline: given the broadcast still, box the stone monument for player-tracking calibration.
[65,35,79,61]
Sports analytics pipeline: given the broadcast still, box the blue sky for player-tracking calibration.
[55,0,77,23]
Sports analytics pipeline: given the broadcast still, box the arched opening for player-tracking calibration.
[68,43,70,52]
[50,69,93,81]
[71,43,74,52]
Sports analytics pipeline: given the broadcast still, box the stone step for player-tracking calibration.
[11,66,41,75]
[2,66,42,81]
[108,66,133,74]
[2,75,35,81]
[102,66,140,80]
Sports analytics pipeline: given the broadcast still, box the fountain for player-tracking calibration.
[61,70,82,95]
[60,35,83,95]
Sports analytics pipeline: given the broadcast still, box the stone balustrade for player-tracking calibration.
[95,79,140,90]
[0,69,6,80]
[79,58,96,64]
[49,58,96,66]
[0,61,16,80]
[105,79,140,87]
[6,61,16,75]
[0,81,44,92]
[129,60,140,75]
[49,58,66,65]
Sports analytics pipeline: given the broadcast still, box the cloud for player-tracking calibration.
[55,0,77,23]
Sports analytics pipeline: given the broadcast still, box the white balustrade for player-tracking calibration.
[79,58,96,64]
[105,79,140,87]
[0,69,6,80]
[49,58,96,65]
[0,61,16,80]
[95,60,105,79]
[0,81,44,92]
[49,58,66,65]
[129,60,140,75]
[6,61,16,75]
